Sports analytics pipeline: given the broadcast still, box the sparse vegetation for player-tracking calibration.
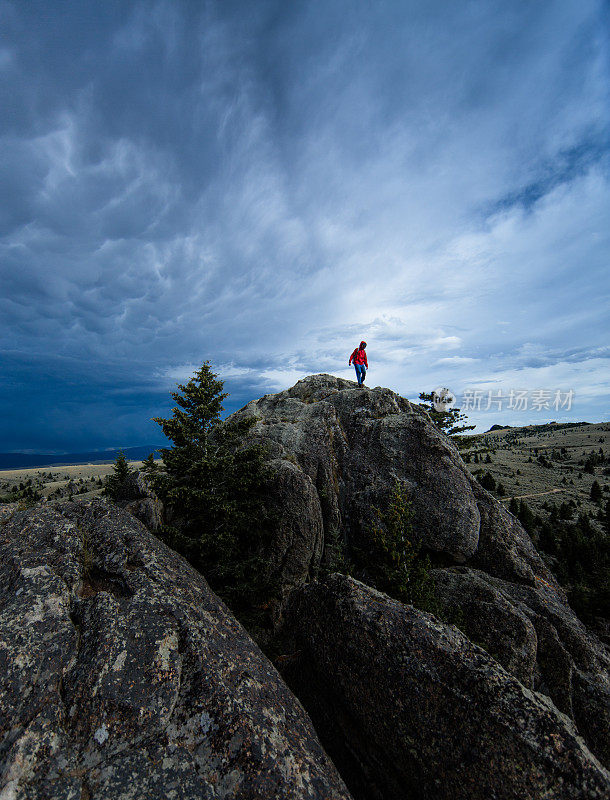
[319,525,350,577]
[538,510,609,622]
[462,420,610,625]
[0,462,151,507]
[0,476,40,504]
[353,482,439,614]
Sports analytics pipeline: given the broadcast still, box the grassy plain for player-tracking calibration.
[0,461,145,506]
[463,421,610,522]
[3,421,609,519]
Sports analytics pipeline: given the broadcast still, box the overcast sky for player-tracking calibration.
[1,0,609,452]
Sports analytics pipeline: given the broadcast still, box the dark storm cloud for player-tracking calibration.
[1,0,609,449]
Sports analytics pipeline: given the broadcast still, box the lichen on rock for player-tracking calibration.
[279,573,610,800]
[0,500,351,800]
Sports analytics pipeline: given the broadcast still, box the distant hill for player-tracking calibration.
[463,419,609,524]
[0,445,164,470]
[480,420,590,436]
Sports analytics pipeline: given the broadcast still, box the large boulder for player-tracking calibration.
[279,574,610,800]
[228,375,609,765]
[433,567,610,767]
[0,500,351,800]
[232,375,556,590]
[263,458,325,598]
[121,471,164,532]
[236,375,481,562]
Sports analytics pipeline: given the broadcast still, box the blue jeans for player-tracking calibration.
[354,364,366,385]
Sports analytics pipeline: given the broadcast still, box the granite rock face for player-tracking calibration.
[0,500,351,800]
[122,471,164,532]
[263,459,325,599]
[232,376,477,589]
[230,374,609,768]
[232,374,554,589]
[432,567,610,768]
[280,574,610,800]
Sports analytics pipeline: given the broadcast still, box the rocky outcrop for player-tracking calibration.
[433,567,610,767]
[280,574,610,800]
[235,376,479,569]
[233,375,554,591]
[121,471,164,532]
[3,374,608,800]
[229,374,609,767]
[0,500,351,800]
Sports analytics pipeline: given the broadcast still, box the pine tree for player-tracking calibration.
[103,451,134,501]
[152,362,271,615]
[538,522,557,554]
[590,480,602,502]
[518,500,535,533]
[479,471,496,492]
[141,452,159,476]
[359,482,438,613]
[417,391,475,447]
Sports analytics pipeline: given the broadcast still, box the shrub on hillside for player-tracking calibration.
[479,472,496,492]
[353,482,439,614]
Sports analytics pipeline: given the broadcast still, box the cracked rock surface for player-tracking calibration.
[0,500,351,800]
[281,574,610,800]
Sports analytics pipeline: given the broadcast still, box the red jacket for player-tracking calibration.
[349,346,368,368]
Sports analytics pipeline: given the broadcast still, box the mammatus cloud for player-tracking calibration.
[0,0,608,449]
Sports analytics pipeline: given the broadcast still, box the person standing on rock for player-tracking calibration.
[349,341,368,386]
